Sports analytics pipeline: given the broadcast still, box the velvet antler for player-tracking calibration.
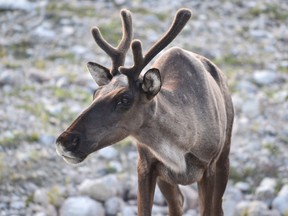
[91,9,133,76]
[119,8,192,80]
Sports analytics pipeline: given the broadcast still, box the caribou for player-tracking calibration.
[56,8,234,216]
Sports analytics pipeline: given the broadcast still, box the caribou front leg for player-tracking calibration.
[137,144,158,216]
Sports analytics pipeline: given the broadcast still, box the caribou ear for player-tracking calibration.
[142,68,162,100]
[87,62,112,86]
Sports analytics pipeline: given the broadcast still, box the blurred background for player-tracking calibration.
[0,0,287,215]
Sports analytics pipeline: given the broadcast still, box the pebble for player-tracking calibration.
[104,196,125,215]
[272,184,288,215]
[255,178,276,205]
[78,176,118,201]
[60,196,104,216]
[180,185,199,211]
[33,189,49,206]
[253,71,285,86]
[98,146,118,160]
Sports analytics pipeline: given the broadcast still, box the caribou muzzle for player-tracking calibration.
[56,131,87,164]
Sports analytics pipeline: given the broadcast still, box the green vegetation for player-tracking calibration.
[0,132,40,148]
[0,153,7,182]
[262,142,280,156]
[47,52,75,62]
[46,2,96,18]
[47,186,65,207]
[247,3,288,20]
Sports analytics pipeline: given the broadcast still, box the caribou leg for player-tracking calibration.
[197,167,216,216]
[157,179,184,216]
[137,145,158,216]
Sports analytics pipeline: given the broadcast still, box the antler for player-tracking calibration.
[91,9,133,76]
[119,8,192,80]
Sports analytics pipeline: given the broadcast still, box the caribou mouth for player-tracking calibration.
[56,145,86,164]
[62,154,86,164]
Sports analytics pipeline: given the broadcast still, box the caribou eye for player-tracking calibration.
[117,96,130,105]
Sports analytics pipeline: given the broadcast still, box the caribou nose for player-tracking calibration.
[56,132,80,152]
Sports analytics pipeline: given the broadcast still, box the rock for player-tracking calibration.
[255,178,276,205]
[179,185,198,211]
[60,196,104,216]
[234,201,251,216]
[272,184,288,215]
[39,134,55,146]
[153,186,166,206]
[183,209,198,216]
[121,206,137,216]
[98,146,118,160]
[78,175,118,201]
[33,25,56,40]
[235,181,250,193]
[104,196,124,216]
[0,70,22,86]
[223,186,243,216]
[10,200,25,209]
[247,201,268,216]
[0,0,34,11]
[29,71,50,83]
[252,71,285,86]
[152,204,168,215]
[33,189,49,206]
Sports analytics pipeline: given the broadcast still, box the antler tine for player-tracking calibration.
[119,8,192,80]
[91,9,133,76]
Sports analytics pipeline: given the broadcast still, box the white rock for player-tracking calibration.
[121,206,137,216]
[247,201,268,216]
[272,184,288,215]
[98,146,118,160]
[60,196,104,216]
[153,186,166,206]
[152,204,168,215]
[183,209,198,216]
[33,189,49,206]
[234,201,250,216]
[235,182,250,193]
[253,71,284,86]
[104,196,124,215]
[78,175,118,201]
[223,186,243,216]
[255,178,276,205]
[0,0,34,11]
[179,185,198,211]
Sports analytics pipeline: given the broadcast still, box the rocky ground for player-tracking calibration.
[0,0,288,215]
